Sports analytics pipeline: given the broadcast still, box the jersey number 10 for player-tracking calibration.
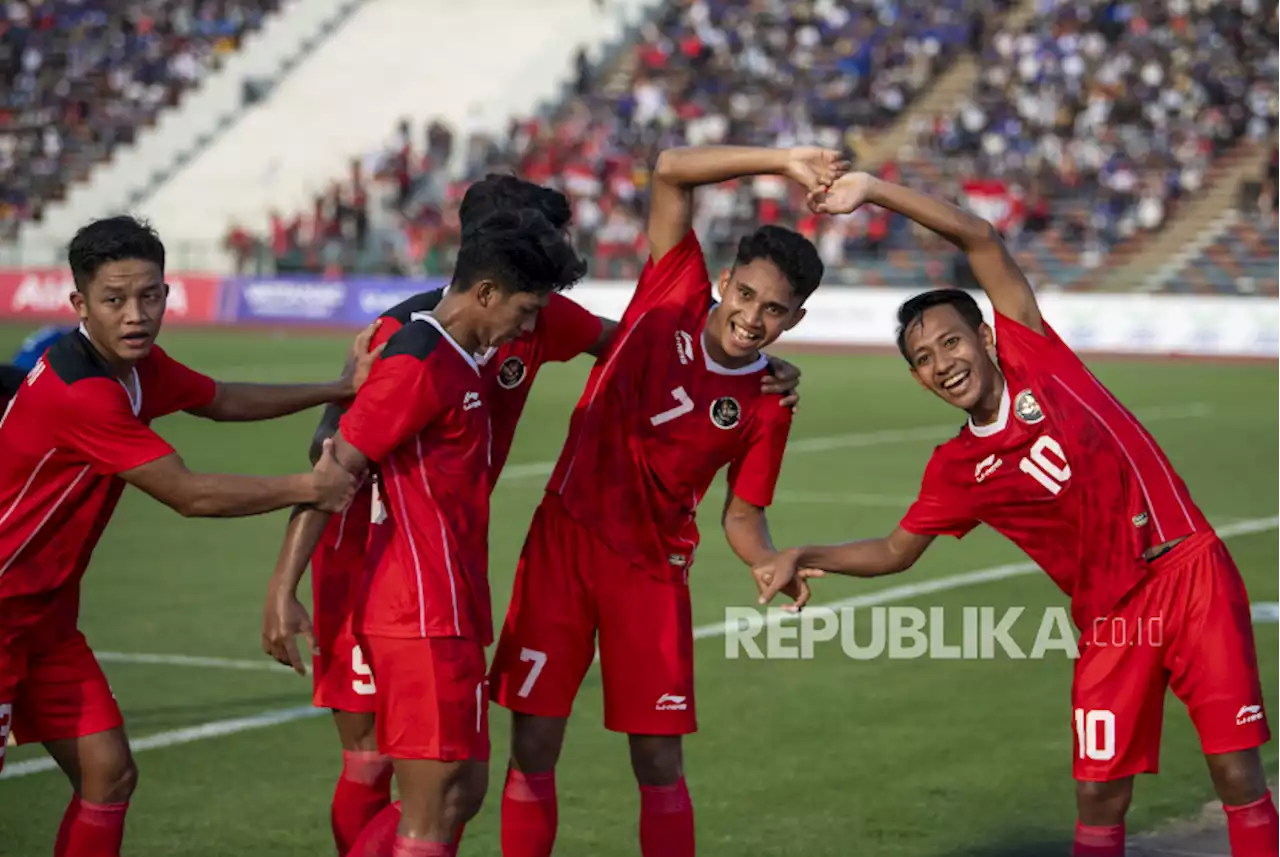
[1019,435,1071,495]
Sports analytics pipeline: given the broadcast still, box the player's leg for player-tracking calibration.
[598,565,697,857]
[1162,535,1277,856]
[490,494,599,857]
[16,632,131,857]
[1070,583,1170,857]
[347,635,489,857]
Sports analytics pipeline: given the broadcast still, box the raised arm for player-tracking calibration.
[647,145,848,264]
[754,527,936,604]
[812,173,1043,333]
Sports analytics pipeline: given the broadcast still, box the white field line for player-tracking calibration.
[498,402,1210,482]
[4,514,1273,781]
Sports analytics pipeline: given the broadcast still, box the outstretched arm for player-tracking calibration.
[190,321,385,422]
[754,527,936,604]
[812,173,1043,333]
[647,145,847,264]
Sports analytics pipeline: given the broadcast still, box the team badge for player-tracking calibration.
[710,396,741,430]
[1014,389,1044,424]
[497,356,526,389]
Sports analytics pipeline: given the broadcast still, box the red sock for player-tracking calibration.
[639,777,694,857]
[391,836,455,857]
[501,768,557,857]
[332,750,394,855]
[1225,791,1279,857]
[346,801,401,857]
[1073,821,1124,857]
[54,797,129,857]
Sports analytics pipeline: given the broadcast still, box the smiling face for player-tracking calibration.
[70,258,167,371]
[706,258,807,363]
[901,303,1002,414]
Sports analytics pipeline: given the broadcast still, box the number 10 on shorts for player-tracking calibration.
[1074,708,1116,761]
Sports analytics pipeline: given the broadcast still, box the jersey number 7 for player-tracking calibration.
[650,386,694,427]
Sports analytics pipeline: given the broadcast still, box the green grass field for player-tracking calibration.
[0,322,1275,857]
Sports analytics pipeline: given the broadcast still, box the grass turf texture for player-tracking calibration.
[0,323,1275,856]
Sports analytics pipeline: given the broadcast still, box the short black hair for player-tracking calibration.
[67,215,166,292]
[459,173,573,232]
[895,288,985,363]
[733,225,824,302]
[453,208,586,295]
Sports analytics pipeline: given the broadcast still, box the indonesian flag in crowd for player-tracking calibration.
[962,178,1026,235]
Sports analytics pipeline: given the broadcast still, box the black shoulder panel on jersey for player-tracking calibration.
[0,364,26,399]
[381,288,445,324]
[45,331,113,386]
[381,319,444,362]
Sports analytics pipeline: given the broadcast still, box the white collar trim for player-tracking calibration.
[411,312,480,375]
[700,318,768,376]
[80,322,141,416]
[967,380,1009,437]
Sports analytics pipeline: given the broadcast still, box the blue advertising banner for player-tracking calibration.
[220,276,447,325]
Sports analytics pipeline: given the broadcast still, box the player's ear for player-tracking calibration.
[474,279,499,307]
[716,269,731,299]
[163,283,170,298]
[978,322,996,359]
[69,287,87,321]
[782,306,806,331]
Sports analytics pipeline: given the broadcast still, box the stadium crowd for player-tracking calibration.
[0,0,281,240]
[224,0,1276,291]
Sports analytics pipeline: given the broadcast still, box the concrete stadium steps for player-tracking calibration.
[16,0,363,260]
[133,0,659,272]
[1098,136,1277,292]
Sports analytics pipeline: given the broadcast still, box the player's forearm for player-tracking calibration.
[723,504,778,568]
[202,382,351,422]
[653,146,791,190]
[177,473,321,518]
[789,538,912,578]
[268,505,331,596]
[863,176,996,252]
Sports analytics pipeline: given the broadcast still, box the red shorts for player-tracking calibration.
[491,492,696,735]
[311,486,377,713]
[356,633,490,762]
[0,629,123,772]
[1072,531,1271,781]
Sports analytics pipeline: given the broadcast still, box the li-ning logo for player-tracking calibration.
[655,693,688,711]
[975,455,1003,483]
[463,391,482,411]
[1236,704,1264,726]
[674,331,694,365]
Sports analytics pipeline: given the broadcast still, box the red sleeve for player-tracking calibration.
[539,294,604,363]
[140,346,216,418]
[727,403,792,508]
[624,230,711,325]
[339,354,444,463]
[899,449,979,539]
[60,380,178,475]
[992,311,1081,379]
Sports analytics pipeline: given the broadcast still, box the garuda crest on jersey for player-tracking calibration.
[1014,389,1044,424]
[710,396,741,430]
[498,356,526,389]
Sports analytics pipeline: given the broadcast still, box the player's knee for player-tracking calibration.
[1075,778,1132,825]
[446,761,488,825]
[628,734,683,787]
[510,713,565,774]
[82,753,138,804]
[1207,749,1268,805]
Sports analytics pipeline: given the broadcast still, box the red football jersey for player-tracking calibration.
[339,315,495,644]
[0,330,215,636]
[310,290,601,588]
[549,231,793,582]
[900,311,1211,628]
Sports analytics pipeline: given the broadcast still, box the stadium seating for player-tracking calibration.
[0,0,282,241]
[226,0,1000,279]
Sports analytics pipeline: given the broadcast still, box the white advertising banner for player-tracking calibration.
[565,283,1280,358]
